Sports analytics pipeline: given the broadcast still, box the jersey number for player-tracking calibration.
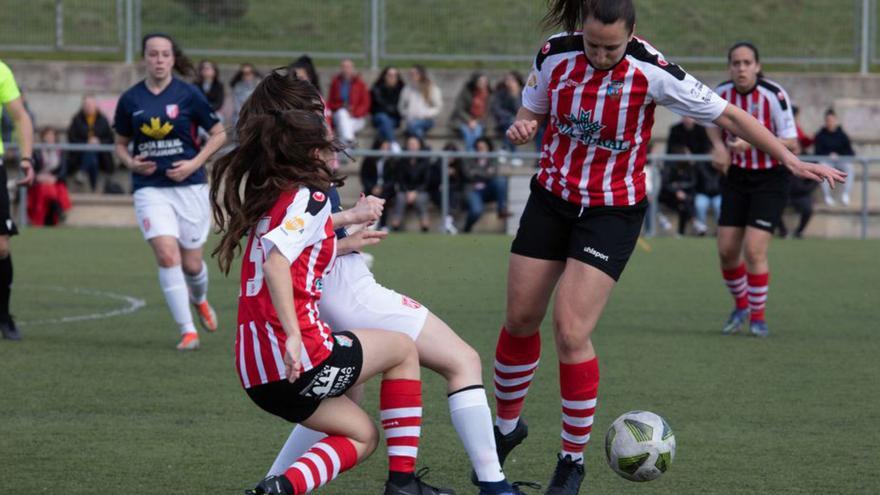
[245,217,272,297]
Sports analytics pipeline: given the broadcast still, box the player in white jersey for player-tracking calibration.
[494,1,846,493]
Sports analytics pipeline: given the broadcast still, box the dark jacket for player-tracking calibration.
[66,110,115,174]
[449,85,490,131]
[198,79,225,112]
[693,162,722,196]
[660,162,695,196]
[490,89,520,132]
[462,157,498,186]
[391,157,431,192]
[33,149,67,179]
[370,83,403,121]
[814,127,854,157]
[667,123,711,155]
[360,155,396,196]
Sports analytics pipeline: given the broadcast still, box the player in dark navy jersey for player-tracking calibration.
[113,34,226,350]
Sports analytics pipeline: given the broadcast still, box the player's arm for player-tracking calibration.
[114,134,157,176]
[167,122,227,182]
[331,194,384,228]
[713,104,846,186]
[4,97,34,186]
[336,228,388,256]
[263,247,303,382]
[507,106,547,146]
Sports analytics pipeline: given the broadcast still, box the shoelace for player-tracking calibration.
[510,480,542,493]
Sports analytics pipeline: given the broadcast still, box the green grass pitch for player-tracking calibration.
[1,228,878,494]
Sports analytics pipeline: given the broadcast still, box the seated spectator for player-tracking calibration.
[360,138,397,228]
[450,72,491,151]
[195,60,225,113]
[66,94,114,192]
[389,134,431,232]
[778,175,817,239]
[659,144,696,236]
[289,55,321,94]
[230,63,262,129]
[491,71,524,164]
[328,59,371,146]
[462,137,510,233]
[427,142,466,234]
[815,108,855,206]
[370,66,404,145]
[399,65,442,140]
[668,116,716,235]
[28,127,71,226]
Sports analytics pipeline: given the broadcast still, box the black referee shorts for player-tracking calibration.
[719,166,790,233]
[0,160,19,236]
[510,176,646,282]
[246,331,364,423]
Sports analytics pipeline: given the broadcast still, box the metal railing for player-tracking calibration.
[6,143,879,239]
[0,0,877,73]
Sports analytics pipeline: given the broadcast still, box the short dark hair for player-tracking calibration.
[825,108,837,117]
[543,0,636,34]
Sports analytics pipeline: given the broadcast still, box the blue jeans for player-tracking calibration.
[464,177,508,232]
[694,193,721,225]
[372,112,399,143]
[405,119,434,140]
[81,152,99,191]
[458,123,484,151]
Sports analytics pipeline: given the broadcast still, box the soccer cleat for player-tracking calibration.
[544,454,585,495]
[383,468,456,495]
[722,308,749,335]
[176,332,200,351]
[0,316,21,341]
[749,320,770,338]
[245,475,293,495]
[472,419,529,486]
[479,481,542,495]
[194,300,218,332]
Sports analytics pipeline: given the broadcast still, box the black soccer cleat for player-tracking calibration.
[245,475,293,495]
[544,454,585,495]
[0,316,21,341]
[472,419,529,486]
[384,467,456,495]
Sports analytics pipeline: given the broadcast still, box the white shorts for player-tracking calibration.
[133,184,211,250]
[319,253,429,341]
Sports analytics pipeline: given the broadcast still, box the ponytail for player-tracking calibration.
[543,0,636,34]
[142,33,195,78]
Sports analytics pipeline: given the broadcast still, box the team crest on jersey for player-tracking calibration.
[312,191,326,202]
[607,80,625,99]
[402,295,422,309]
[165,104,179,119]
[334,334,354,348]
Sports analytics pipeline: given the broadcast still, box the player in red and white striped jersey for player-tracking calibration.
[211,73,449,495]
[494,1,846,493]
[708,42,802,338]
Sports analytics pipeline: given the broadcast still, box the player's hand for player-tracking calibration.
[711,145,730,174]
[727,138,751,153]
[786,159,847,188]
[129,154,158,176]
[348,194,385,225]
[507,119,538,145]
[337,228,389,256]
[167,159,200,182]
[283,334,303,383]
[17,160,35,186]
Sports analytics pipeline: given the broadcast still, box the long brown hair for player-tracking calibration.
[543,0,636,34]
[211,72,344,274]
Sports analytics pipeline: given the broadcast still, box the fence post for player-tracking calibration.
[55,0,64,50]
[124,0,134,64]
[17,186,27,229]
[370,0,380,71]
[861,0,871,74]
[861,159,869,239]
[441,155,450,234]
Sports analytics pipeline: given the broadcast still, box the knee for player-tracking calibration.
[155,249,180,268]
[450,345,483,380]
[743,245,766,266]
[182,256,204,276]
[351,423,380,461]
[717,244,740,265]
[505,309,544,335]
[553,315,593,357]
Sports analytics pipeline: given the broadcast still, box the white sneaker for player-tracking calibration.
[841,193,850,206]
[444,215,459,235]
[511,157,524,167]
[824,196,836,206]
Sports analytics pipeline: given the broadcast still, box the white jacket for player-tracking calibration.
[398,84,442,121]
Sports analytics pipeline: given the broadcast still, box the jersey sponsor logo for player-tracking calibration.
[657,56,669,67]
[607,80,625,99]
[527,71,538,89]
[312,191,326,202]
[283,216,305,233]
[583,246,610,262]
[299,365,357,398]
[557,109,631,152]
[139,117,174,140]
[541,42,551,55]
[334,334,354,348]
[165,104,179,119]
[402,295,422,309]
[777,91,785,102]
[689,81,715,104]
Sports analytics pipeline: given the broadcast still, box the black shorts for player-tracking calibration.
[510,176,647,282]
[0,160,19,236]
[246,331,364,423]
[719,166,790,232]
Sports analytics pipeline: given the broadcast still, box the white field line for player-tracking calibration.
[18,286,147,326]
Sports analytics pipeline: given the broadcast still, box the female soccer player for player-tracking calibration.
[114,34,226,350]
[709,42,803,337]
[494,1,845,493]
[212,73,452,495]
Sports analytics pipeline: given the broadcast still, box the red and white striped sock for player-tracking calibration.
[722,263,749,310]
[494,327,541,435]
[559,358,599,464]
[747,272,769,322]
[380,379,422,475]
[284,436,358,494]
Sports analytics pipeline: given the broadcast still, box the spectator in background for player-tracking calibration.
[793,106,814,153]
[399,65,442,140]
[66,94,114,192]
[659,143,696,236]
[370,66,404,146]
[230,63,262,130]
[815,108,855,206]
[389,134,431,232]
[28,127,71,226]
[428,142,466,234]
[491,71,524,164]
[289,55,321,94]
[462,137,510,233]
[328,59,371,146]
[778,106,817,239]
[360,138,396,229]
[450,72,491,151]
[668,116,717,235]
[194,60,224,113]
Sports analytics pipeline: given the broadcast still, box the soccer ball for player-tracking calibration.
[605,411,676,482]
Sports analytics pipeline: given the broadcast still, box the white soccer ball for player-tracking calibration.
[605,411,676,482]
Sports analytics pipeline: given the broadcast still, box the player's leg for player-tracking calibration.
[717,169,751,334]
[176,184,216,332]
[742,227,772,337]
[0,234,19,341]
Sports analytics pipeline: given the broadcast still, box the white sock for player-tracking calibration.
[561,450,584,464]
[158,266,196,335]
[184,261,209,304]
[267,424,328,476]
[449,387,505,483]
[495,417,519,436]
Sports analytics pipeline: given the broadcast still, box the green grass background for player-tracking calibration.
[1,229,878,494]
